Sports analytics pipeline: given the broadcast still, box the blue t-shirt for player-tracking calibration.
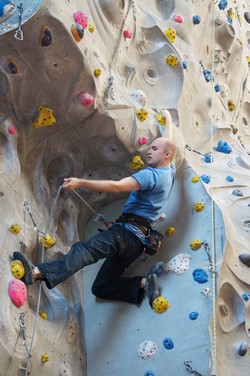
[122,162,176,225]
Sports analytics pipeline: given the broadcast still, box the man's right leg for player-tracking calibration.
[14,224,124,289]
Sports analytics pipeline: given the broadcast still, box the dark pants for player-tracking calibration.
[37,224,145,304]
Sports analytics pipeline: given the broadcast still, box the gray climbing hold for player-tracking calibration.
[239,253,250,267]
[238,342,248,356]
[244,12,250,24]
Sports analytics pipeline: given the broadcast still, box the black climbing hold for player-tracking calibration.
[40,26,52,46]
[238,342,248,356]
[8,59,20,74]
[239,253,250,267]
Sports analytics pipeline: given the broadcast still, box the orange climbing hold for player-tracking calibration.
[71,23,84,42]
[32,106,56,127]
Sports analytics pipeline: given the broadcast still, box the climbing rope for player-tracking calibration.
[24,185,62,376]
[19,313,31,357]
[72,189,110,228]
[184,360,202,376]
[210,0,217,374]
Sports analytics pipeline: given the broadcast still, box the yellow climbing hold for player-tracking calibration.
[194,202,204,212]
[192,176,200,183]
[88,24,95,33]
[228,100,235,111]
[136,108,149,121]
[190,240,202,250]
[227,8,235,20]
[165,54,178,66]
[11,260,25,279]
[247,56,250,64]
[152,296,170,314]
[156,114,166,126]
[165,28,176,43]
[94,68,102,77]
[9,223,21,234]
[39,312,47,320]
[166,227,175,236]
[41,353,49,363]
[39,233,57,248]
[129,156,144,170]
[32,106,56,127]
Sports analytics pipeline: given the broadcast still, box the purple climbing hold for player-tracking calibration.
[192,269,208,284]
[217,140,232,154]
[189,311,199,320]
[163,337,174,349]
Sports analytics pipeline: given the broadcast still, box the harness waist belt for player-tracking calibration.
[117,213,151,233]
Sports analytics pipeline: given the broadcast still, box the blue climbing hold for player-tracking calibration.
[217,140,232,154]
[214,84,221,92]
[144,371,155,376]
[183,61,188,69]
[226,176,234,182]
[204,153,213,163]
[242,293,249,301]
[218,0,227,10]
[192,269,208,284]
[193,15,201,25]
[201,175,210,184]
[232,190,243,197]
[203,69,214,83]
[163,337,174,350]
[189,311,199,320]
[238,342,248,357]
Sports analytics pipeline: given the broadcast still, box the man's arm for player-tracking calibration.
[162,109,173,141]
[63,176,140,193]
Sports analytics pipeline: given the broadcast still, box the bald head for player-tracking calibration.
[146,137,176,168]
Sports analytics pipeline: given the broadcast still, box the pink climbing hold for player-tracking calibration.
[8,125,17,135]
[139,137,148,145]
[73,11,88,29]
[8,279,27,307]
[172,14,184,23]
[79,91,94,108]
[123,30,132,39]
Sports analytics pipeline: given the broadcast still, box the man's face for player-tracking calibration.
[146,139,169,168]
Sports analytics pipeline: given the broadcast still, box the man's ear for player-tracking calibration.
[165,151,171,159]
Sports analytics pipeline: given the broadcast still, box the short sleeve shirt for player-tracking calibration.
[122,162,176,225]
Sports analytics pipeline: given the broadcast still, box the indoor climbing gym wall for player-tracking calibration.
[0,0,249,375]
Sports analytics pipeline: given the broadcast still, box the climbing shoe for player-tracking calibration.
[145,273,161,307]
[12,252,36,285]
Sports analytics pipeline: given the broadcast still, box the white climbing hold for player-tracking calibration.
[163,253,191,275]
[138,340,157,359]
[129,89,147,107]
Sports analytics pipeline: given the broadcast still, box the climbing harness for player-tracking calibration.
[19,313,31,357]
[14,3,24,41]
[184,360,202,376]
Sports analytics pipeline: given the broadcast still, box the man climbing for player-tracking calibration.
[13,112,176,308]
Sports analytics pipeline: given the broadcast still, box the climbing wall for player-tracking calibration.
[0,0,249,375]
